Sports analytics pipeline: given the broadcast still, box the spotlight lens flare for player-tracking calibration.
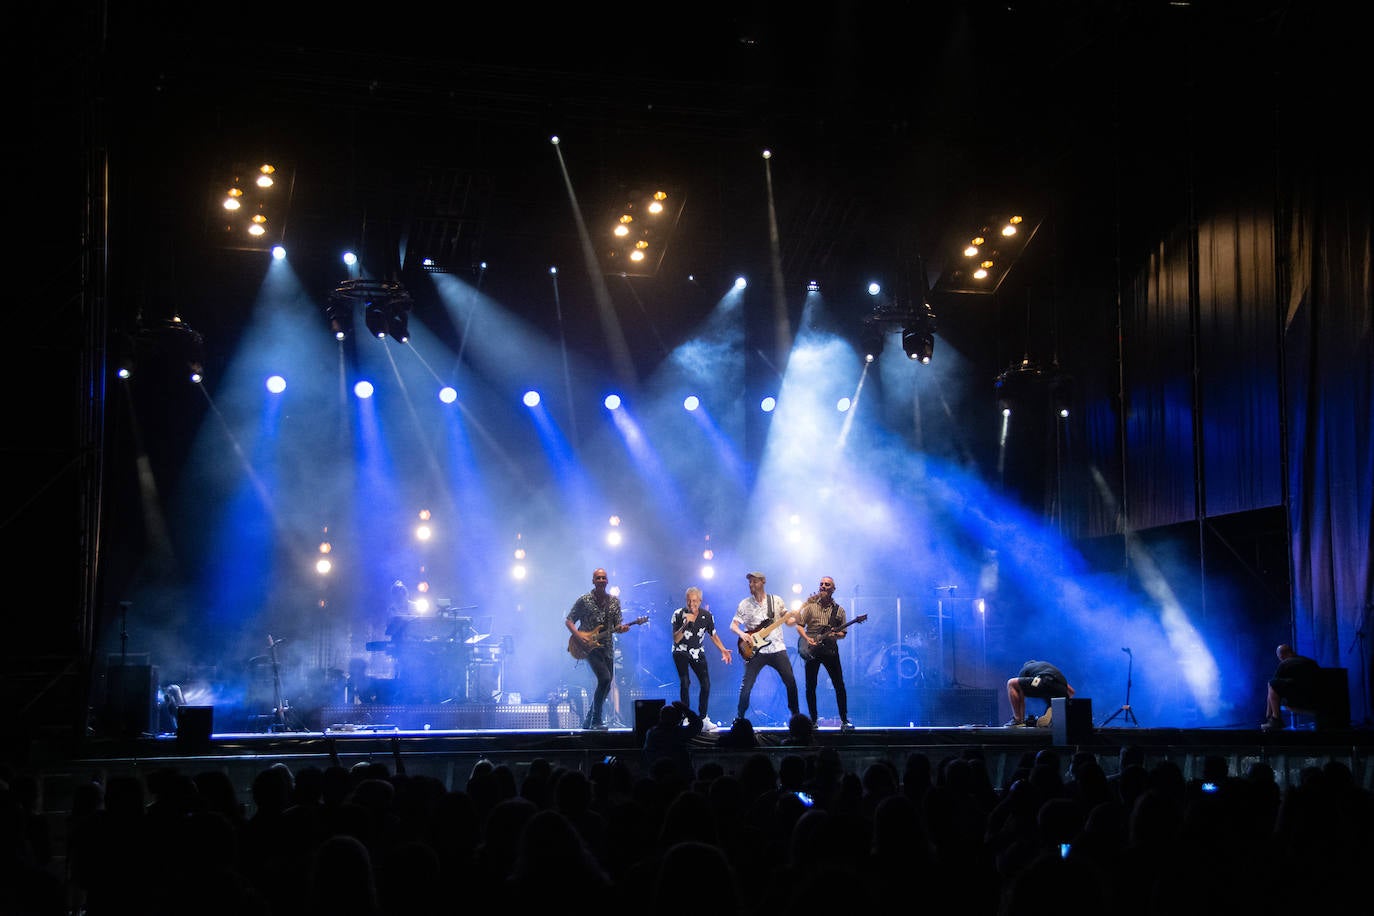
[343,251,357,266]
[271,246,286,260]
[439,386,457,404]
[604,394,622,410]
[523,390,541,407]
[836,397,851,412]
[355,380,375,399]
[315,558,332,575]
[266,375,286,394]
[683,395,700,411]
[760,396,777,412]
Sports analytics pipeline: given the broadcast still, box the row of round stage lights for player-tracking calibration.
[259,377,856,413]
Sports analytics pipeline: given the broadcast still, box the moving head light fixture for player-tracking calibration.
[327,279,413,343]
[862,298,937,364]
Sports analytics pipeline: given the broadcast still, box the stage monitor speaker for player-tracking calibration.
[177,706,214,752]
[1313,667,1350,730]
[634,698,666,745]
[1051,697,1093,745]
[104,664,157,737]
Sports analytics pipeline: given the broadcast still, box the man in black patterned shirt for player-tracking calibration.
[565,568,629,730]
[670,586,733,731]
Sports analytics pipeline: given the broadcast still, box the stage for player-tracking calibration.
[27,707,1374,807]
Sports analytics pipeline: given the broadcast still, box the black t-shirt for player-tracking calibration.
[1271,654,1320,704]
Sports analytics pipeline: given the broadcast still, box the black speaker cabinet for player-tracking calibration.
[104,664,157,737]
[177,706,214,752]
[1051,697,1093,745]
[634,698,666,744]
[1314,668,1350,730]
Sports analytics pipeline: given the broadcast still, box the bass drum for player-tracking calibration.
[866,644,923,688]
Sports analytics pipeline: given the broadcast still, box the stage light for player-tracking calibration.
[761,396,776,412]
[861,322,885,361]
[683,395,700,411]
[439,386,457,404]
[902,327,934,363]
[364,301,388,338]
[807,279,820,292]
[523,390,541,407]
[271,245,286,260]
[386,305,409,343]
[734,277,747,290]
[343,251,357,266]
[837,397,851,412]
[354,380,374,399]
[266,375,286,394]
[315,558,332,575]
[337,280,412,342]
[604,394,622,410]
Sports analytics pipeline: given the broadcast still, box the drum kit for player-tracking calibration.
[865,629,934,688]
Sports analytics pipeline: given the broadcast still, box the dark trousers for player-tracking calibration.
[803,652,848,722]
[673,651,712,717]
[736,650,799,721]
[585,646,614,725]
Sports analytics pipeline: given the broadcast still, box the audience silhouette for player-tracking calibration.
[4,740,1370,916]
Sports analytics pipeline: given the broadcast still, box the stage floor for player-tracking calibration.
[38,717,1374,800]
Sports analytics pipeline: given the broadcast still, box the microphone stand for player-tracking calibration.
[1349,604,1371,727]
[1099,647,1139,726]
[268,635,288,732]
[936,586,963,687]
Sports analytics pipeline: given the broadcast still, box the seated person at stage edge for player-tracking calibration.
[1006,659,1074,727]
[1263,643,1320,731]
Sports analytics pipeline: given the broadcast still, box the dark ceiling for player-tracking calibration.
[14,0,1312,412]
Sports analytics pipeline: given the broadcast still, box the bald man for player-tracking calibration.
[1263,643,1319,731]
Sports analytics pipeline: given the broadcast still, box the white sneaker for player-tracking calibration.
[701,716,718,732]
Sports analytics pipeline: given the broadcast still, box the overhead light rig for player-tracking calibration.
[861,298,937,364]
[327,279,413,342]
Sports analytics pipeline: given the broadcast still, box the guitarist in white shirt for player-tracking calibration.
[729,571,801,725]
[565,568,630,730]
[794,576,857,731]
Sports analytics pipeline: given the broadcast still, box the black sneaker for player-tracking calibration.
[841,721,856,732]
[1261,716,1284,732]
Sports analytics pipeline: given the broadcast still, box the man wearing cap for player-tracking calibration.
[729,571,800,724]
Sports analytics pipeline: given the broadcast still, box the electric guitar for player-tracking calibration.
[797,614,868,661]
[568,616,648,660]
[736,603,794,660]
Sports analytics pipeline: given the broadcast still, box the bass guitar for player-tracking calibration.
[568,616,648,660]
[737,605,794,660]
[797,614,869,661]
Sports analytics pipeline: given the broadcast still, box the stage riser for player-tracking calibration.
[320,702,581,730]
[313,690,1001,731]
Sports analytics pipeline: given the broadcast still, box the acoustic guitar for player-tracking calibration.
[568,616,648,660]
[797,614,869,661]
[737,605,795,660]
